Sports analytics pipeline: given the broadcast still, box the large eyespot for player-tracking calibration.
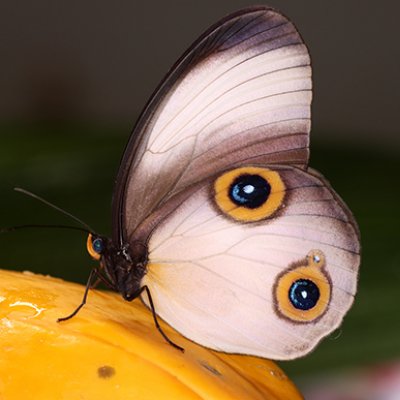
[87,234,104,261]
[274,250,331,323]
[214,167,285,222]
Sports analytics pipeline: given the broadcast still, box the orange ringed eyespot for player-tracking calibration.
[274,250,331,323]
[214,167,285,222]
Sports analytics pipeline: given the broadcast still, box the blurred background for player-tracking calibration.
[1,1,399,397]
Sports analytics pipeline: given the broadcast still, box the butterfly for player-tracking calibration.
[68,6,360,360]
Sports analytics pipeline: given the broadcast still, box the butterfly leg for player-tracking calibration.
[141,285,184,352]
[57,268,98,322]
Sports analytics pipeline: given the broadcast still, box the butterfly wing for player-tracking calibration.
[111,7,360,360]
[141,165,360,360]
[112,6,312,243]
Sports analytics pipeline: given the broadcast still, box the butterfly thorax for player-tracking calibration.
[100,238,148,301]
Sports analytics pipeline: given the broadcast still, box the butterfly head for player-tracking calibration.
[86,233,147,301]
[86,233,106,260]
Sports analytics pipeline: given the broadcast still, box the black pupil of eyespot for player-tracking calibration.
[92,238,103,254]
[229,174,271,209]
[289,279,320,310]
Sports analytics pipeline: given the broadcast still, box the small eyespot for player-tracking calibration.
[274,250,331,323]
[86,234,104,260]
[313,254,321,264]
[214,167,285,222]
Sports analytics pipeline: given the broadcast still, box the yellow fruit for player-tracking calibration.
[0,269,302,399]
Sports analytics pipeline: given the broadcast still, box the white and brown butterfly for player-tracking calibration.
[69,6,360,360]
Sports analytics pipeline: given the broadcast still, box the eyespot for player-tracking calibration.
[87,234,104,260]
[229,174,271,208]
[289,279,320,310]
[274,250,331,323]
[214,167,285,222]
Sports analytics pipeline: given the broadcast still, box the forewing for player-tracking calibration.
[113,7,312,243]
[141,166,360,360]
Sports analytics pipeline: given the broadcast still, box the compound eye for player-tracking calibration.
[274,250,331,323]
[214,167,285,222]
[87,234,104,260]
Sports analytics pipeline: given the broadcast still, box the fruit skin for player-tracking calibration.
[0,269,303,399]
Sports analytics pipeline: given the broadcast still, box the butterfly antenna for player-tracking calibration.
[0,224,91,235]
[13,187,95,233]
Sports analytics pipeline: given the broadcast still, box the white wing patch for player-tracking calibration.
[148,46,311,154]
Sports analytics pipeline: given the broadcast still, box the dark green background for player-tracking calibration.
[1,122,399,382]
